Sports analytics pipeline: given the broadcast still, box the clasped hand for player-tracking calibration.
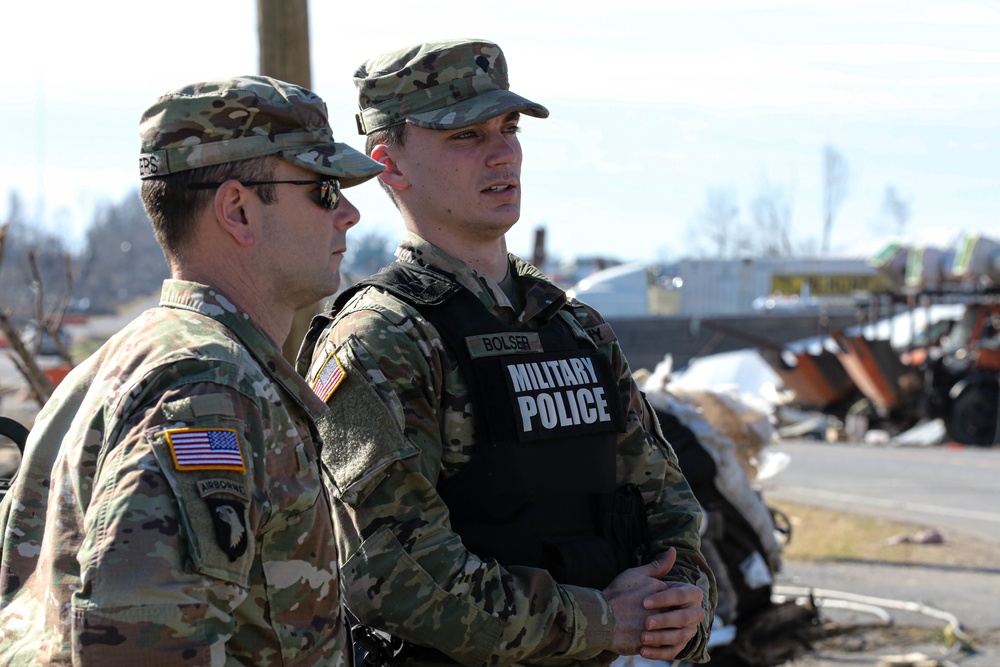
[602,547,705,661]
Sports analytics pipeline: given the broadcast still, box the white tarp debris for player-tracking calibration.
[641,356,783,572]
[670,348,782,410]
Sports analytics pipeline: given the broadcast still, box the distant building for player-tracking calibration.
[567,256,887,317]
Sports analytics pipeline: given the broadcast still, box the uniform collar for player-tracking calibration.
[395,232,567,323]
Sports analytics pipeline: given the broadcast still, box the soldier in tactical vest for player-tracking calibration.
[0,76,383,665]
[298,39,716,666]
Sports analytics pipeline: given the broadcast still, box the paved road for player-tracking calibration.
[762,439,1000,545]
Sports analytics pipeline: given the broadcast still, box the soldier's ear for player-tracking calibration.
[215,180,256,246]
[371,144,408,191]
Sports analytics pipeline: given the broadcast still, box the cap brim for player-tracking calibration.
[406,89,549,131]
[279,141,384,188]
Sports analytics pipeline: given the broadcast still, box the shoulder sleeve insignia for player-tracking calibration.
[206,497,249,561]
[165,427,246,473]
[311,351,347,403]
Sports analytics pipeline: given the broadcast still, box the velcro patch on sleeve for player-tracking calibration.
[311,351,347,403]
[161,393,237,422]
[165,428,246,473]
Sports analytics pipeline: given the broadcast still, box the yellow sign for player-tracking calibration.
[771,273,892,295]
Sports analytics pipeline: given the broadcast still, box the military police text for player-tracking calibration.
[506,356,612,433]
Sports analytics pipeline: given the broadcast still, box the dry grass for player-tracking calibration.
[771,499,1000,568]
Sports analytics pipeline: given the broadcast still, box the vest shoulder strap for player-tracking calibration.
[332,262,461,313]
[300,263,461,376]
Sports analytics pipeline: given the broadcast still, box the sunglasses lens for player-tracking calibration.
[321,180,340,209]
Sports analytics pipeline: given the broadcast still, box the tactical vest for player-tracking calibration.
[332,263,649,589]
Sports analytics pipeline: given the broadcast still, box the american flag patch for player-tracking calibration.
[166,428,245,472]
[311,352,346,402]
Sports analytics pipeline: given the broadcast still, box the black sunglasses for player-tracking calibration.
[188,179,341,210]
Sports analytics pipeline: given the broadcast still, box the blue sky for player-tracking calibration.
[1,0,998,265]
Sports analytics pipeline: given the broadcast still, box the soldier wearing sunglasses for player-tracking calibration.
[0,76,383,665]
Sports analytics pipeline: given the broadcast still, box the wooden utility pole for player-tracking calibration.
[258,0,311,88]
[257,0,318,363]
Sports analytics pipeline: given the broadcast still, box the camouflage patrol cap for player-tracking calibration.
[354,39,549,135]
[139,75,384,188]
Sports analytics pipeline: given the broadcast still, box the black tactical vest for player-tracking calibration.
[330,263,649,589]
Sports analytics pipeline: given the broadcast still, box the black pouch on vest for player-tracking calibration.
[597,483,651,569]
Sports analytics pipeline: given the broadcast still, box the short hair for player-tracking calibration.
[365,123,407,208]
[140,156,278,261]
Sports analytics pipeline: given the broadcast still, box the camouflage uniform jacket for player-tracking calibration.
[0,280,348,667]
[299,233,716,666]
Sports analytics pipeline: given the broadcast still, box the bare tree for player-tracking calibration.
[750,181,794,257]
[341,230,394,284]
[881,185,911,236]
[822,145,850,255]
[0,223,75,406]
[1,194,74,322]
[75,191,168,314]
[697,188,740,257]
[3,191,25,229]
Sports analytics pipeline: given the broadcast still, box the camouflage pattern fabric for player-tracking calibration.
[0,280,349,667]
[299,233,716,666]
[139,75,383,187]
[353,39,549,134]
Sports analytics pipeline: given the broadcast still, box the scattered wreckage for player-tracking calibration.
[757,233,1000,447]
[637,359,818,666]
[632,357,976,667]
